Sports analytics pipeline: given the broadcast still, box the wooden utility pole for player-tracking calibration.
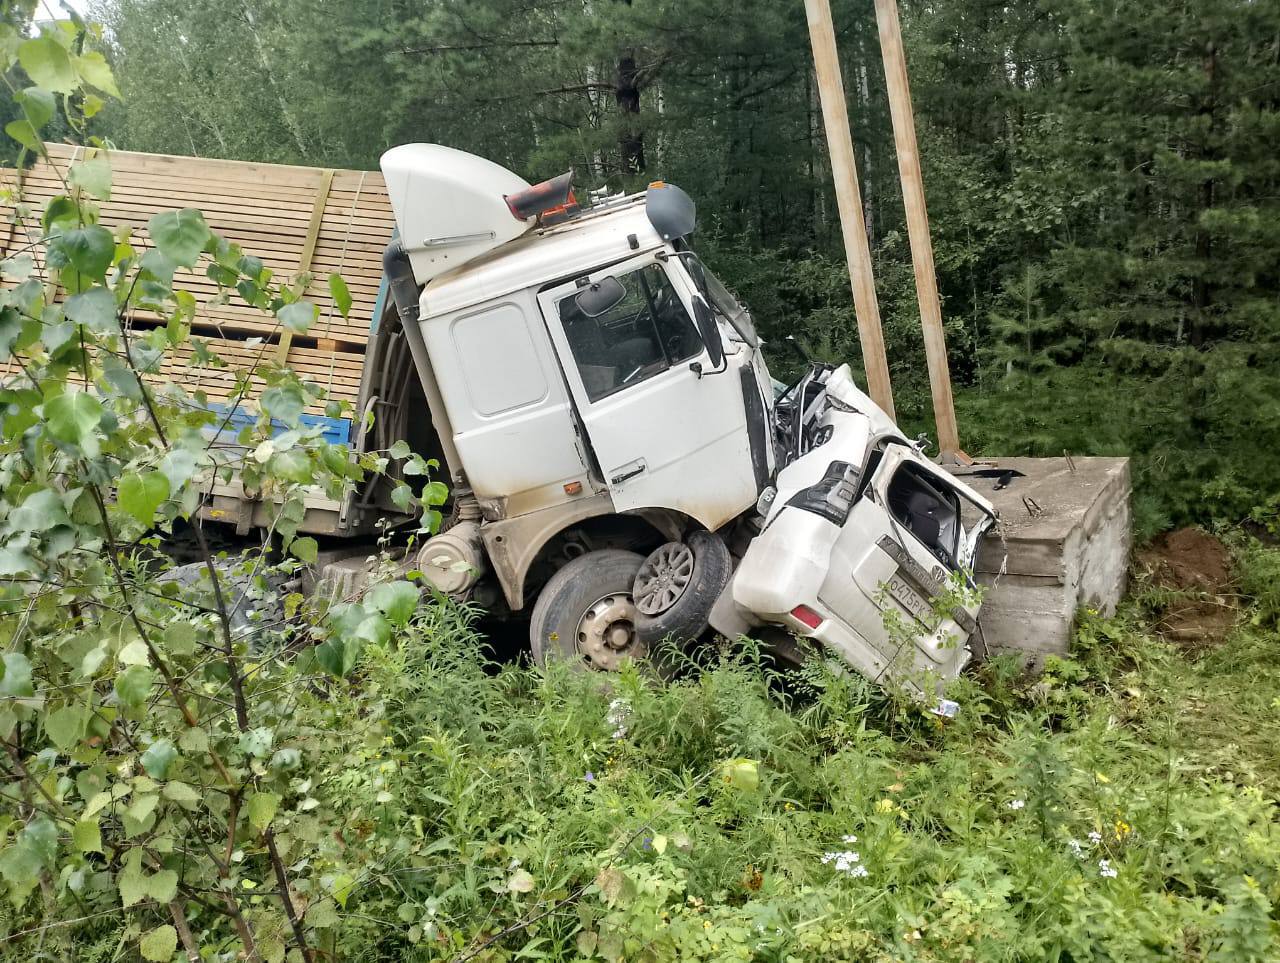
[873,0,962,457]
[803,0,895,420]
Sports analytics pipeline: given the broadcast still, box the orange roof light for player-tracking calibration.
[505,170,575,221]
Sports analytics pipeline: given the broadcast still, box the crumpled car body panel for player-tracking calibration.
[731,364,999,695]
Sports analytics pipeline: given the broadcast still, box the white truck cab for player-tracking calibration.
[341,144,997,695]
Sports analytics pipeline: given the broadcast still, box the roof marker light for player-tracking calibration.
[505,170,575,221]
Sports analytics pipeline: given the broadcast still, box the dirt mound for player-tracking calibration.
[1137,528,1236,649]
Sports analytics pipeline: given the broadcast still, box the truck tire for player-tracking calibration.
[530,550,648,671]
[162,557,289,651]
[632,530,732,648]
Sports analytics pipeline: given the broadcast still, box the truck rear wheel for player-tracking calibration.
[530,550,648,671]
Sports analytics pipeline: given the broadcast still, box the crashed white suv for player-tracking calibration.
[721,363,998,694]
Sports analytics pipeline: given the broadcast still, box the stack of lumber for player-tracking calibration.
[0,144,395,419]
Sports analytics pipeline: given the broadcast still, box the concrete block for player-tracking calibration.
[948,457,1131,667]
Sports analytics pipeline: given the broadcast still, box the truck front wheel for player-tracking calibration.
[530,550,648,671]
[631,530,732,648]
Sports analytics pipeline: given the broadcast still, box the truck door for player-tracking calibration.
[818,444,994,685]
[537,256,757,529]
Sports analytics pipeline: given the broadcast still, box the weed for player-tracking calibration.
[286,555,1280,962]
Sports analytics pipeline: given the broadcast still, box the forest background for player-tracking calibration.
[13,0,1280,534]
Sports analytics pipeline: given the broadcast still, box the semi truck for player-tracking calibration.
[355,143,1000,692]
[12,142,1001,694]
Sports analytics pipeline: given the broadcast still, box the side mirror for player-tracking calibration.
[692,296,724,369]
[574,276,626,318]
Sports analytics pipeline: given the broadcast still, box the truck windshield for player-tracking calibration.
[557,263,703,401]
[701,267,759,348]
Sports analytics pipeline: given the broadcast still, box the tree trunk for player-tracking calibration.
[1191,40,1217,349]
[614,0,644,175]
[616,49,645,174]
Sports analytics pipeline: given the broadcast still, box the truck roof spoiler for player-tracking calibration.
[380,143,536,286]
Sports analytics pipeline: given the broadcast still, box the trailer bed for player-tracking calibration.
[1,144,397,536]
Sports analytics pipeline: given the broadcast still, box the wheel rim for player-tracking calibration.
[576,592,643,670]
[633,542,696,616]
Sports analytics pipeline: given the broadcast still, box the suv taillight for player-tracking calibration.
[786,460,859,526]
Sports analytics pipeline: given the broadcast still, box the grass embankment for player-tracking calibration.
[293,540,1280,962]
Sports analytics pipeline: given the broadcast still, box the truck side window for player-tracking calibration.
[558,263,703,401]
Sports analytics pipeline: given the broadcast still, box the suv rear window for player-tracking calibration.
[886,463,961,567]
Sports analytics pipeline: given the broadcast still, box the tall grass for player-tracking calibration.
[33,549,1278,962]
[286,545,1280,962]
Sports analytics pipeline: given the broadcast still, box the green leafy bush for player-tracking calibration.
[0,15,442,961]
[1237,540,1280,630]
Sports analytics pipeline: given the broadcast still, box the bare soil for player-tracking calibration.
[1136,528,1237,649]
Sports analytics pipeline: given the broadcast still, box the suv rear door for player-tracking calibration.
[818,444,997,686]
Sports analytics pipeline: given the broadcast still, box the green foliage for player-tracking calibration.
[0,21,449,961]
[139,924,178,961]
[1237,539,1280,629]
[20,590,1257,962]
[147,208,211,267]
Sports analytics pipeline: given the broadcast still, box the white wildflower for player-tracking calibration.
[1067,838,1085,860]
[1098,859,1117,879]
[607,699,630,739]
[1007,799,1025,810]
[1087,830,1102,845]
[821,850,863,875]
[849,864,870,878]
[841,834,858,844]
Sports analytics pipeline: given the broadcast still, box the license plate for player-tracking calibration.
[886,572,935,627]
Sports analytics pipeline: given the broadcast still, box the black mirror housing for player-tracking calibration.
[692,296,724,368]
[574,276,626,318]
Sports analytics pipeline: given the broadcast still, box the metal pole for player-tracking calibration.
[803,0,895,419]
[873,0,963,457]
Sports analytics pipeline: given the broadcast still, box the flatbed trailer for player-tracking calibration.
[0,144,411,536]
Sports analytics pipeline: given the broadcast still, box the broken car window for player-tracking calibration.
[886,462,962,567]
[558,263,703,401]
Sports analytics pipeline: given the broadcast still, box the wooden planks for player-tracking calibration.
[157,339,366,416]
[0,143,395,413]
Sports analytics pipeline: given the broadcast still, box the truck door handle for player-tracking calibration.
[609,459,647,485]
